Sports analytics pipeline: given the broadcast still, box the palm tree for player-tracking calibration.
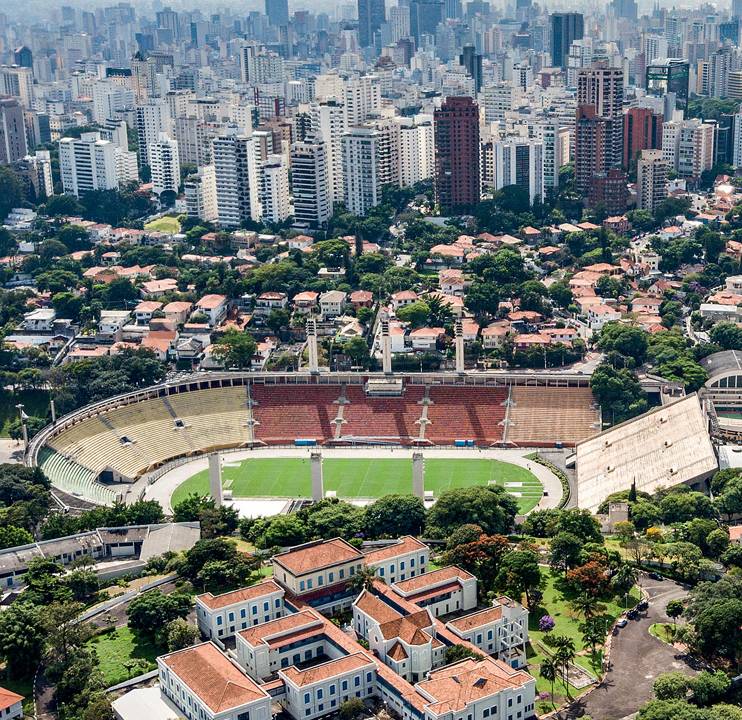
[539,657,557,709]
[425,294,453,327]
[552,636,576,700]
[570,593,605,620]
[347,565,377,594]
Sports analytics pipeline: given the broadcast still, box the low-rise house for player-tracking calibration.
[410,327,445,351]
[350,290,373,308]
[293,291,319,314]
[319,290,347,319]
[163,301,193,325]
[23,308,56,332]
[482,322,509,349]
[255,291,289,316]
[700,303,742,322]
[140,278,178,298]
[134,301,162,325]
[0,687,23,720]
[587,303,621,331]
[438,269,466,296]
[195,294,228,327]
[391,290,418,311]
[196,579,285,640]
[98,310,131,341]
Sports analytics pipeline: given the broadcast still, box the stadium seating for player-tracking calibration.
[251,385,340,444]
[339,386,425,442]
[505,386,599,446]
[425,386,508,444]
[38,447,119,506]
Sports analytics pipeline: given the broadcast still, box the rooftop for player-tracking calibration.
[274,538,363,576]
[197,579,283,610]
[281,653,374,688]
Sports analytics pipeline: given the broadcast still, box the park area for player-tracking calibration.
[170,456,543,513]
[527,568,641,714]
[86,627,160,686]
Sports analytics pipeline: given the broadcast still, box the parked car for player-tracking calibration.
[616,618,628,628]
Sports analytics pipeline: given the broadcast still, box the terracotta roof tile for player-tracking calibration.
[274,539,363,576]
[197,579,283,610]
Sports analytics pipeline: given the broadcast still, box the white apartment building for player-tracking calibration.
[537,121,565,189]
[59,132,133,197]
[213,132,262,227]
[260,154,291,224]
[291,137,332,228]
[342,125,382,216]
[636,149,668,213]
[0,65,34,108]
[483,82,514,123]
[158,642,273,720]
[184,165,218,222]
[149,133,180,196]
[92,80,134,123]
[343,75,381,126]
[397,114,435,187]
[311,100,346,204]
[662,119,715,179]
[135,99,172,166]
[482,137,544,204]
[195,578,285,640]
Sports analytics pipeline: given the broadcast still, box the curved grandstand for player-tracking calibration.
[701,350,742,440]
[28,372,601,506]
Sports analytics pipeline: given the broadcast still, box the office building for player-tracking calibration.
[265,0,289,27]
[358,0,385,48]
[646,59,689,111]
[551,13,584,69]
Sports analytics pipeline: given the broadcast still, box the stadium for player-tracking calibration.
[25,371,601,514]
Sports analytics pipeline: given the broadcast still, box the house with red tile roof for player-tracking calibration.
[392,566,477,617]
[0,687,23,720]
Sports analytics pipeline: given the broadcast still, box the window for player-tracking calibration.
[318,576,324,586]
[342,681,348,691]
[241,609,247,618]
[330,686,336,696]
[300,580,306,591]
[339,568,345,579]
[483,711,490,718]
[275,598,281,608]
[400,561,405,570]
[354,676,360,687]
[508,699,513,707]
[216,617,223,626]
[307,579,313,589]
[317,689,323,700]
[379,567,385,577]
[237,713,250,720]
[264,601,269,611]
[329,572,334,583]
[304,693,310,704]
[487,630,493,640]
[318,705,324,712]
[349,567,355,576]
[252,606,258,615]
[410,558,415,567]
[228,612,234,622]
[366,672,372,682]
[305,711,311,717]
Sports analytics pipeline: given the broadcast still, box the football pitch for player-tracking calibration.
[170,457,543,513]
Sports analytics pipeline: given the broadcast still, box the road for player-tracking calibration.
[557,576,696,720]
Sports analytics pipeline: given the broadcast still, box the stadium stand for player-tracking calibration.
[505,386,600,447]
[38,447,119,505]
[424,386,508,444]
[340,386,425,442]
[251,385,340,443]
[575,393,717,512]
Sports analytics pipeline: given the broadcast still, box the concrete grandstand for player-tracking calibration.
[575,393,718,512]
[26,371,599,507]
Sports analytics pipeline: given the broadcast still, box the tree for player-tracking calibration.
[598,323,648,364]
[659,491,716,524]
[166,619,199,651]
[444,534,510,592]
[638,699,708,720]
[347,566,378,594]
[0,165,24,221]
[363,495,426,538]
[495,549,541,608]
[426,486,518,538]
[715,477,742,520]
[339,698,365,720]
[552,508,603,544]
[552,635,576,699]
[579,614,611,656]
[0,601,45,678]
[709,322,742,350]
[539,657,557,709]
[567,563,609,598]
[212,329,257,369]
[396,300,431,328]
[126,590,192,638]
[590,363,649,424]
[611,564,638,599]
[252,514,308,549]
[0,524,33,549]
[653,672,690,701]
[689,597,742,667]
[445,524,484,550]
[548,532,583,575]
[465,281,500,317]
[705,528,729,559]
[690,671,731,707]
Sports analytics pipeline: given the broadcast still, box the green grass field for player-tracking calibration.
[87,627,161,686]
[144,215,181,233]
[171,457,543,513]
[0,389,50,436]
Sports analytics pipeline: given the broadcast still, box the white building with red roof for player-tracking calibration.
[392,566,477,617]
[0,687,23,720]
[158,642,272,720]
[195,294,229,326]
[195,578,285,640]
[363,536,430,584]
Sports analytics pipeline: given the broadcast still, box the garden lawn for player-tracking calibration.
[527,568,640,713]
[171,457,542,512]
[144,215,181,233]
[86,627,162,686]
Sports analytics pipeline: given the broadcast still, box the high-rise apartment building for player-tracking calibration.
[59,132,135,197]
[311,99,347,205]
[646,59,689,111]
[0,97,27,164]
[212,133,262,228]
[135,100,172,166]
[290,137,332,228]
[184,165,218,222]
[260,154,291,224]
[342,125,382,216]
[149,133,180,196]
[396,114,434,187]
[434,96,480,213]
[636,149,668,213]
[623,107,663,169]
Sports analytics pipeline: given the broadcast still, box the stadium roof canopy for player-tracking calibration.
[575,394,717,512]
[700,350,742,385]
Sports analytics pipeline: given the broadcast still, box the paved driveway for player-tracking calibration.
[557,576,697,720]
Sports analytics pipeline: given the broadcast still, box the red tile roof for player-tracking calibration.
[281,653,374,687]
[274,538,363,576]
[197,579,282,610]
